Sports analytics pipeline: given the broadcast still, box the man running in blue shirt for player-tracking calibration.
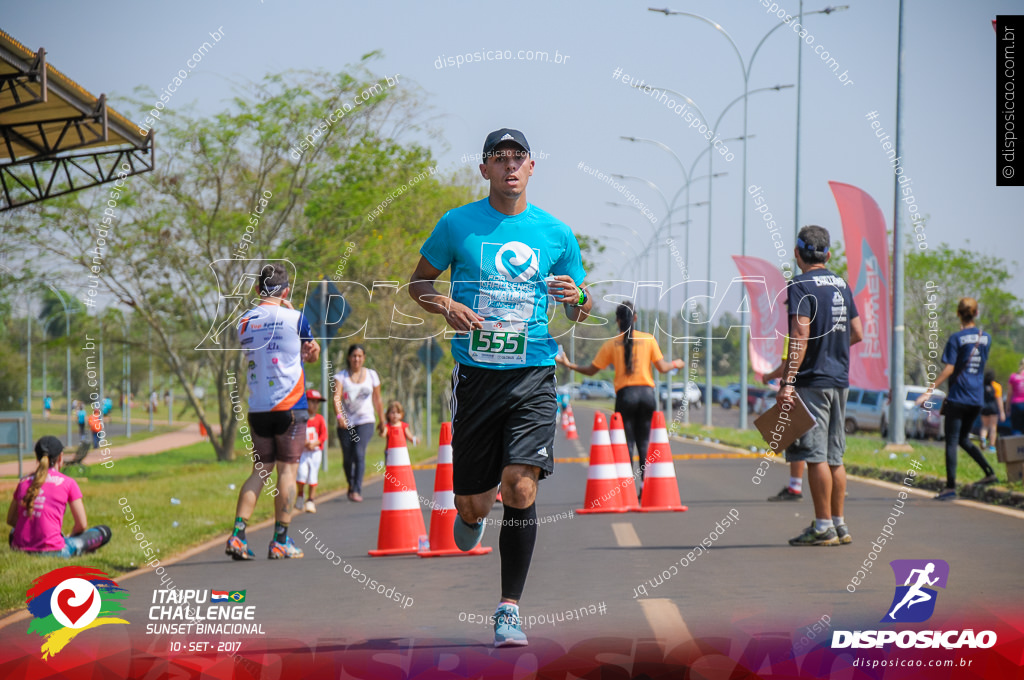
[409,129,592,647]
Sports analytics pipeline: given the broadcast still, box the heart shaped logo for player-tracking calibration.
[50,578,101,629]
[57,588,95,625]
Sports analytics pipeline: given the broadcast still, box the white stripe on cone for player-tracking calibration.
[645,462,677,478]
[386,446,411,466]
[591,429,611,446]
[587,464,620,480]
[433,490,455,509]
[610,429,627,444]
[382,490,421,511]
[437,445,452,465]
[650,428,669,444]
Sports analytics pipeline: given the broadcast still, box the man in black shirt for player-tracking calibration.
[765,225,863,546]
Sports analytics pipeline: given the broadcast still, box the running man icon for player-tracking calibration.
[883,559,950,623]
[887,563,939,619]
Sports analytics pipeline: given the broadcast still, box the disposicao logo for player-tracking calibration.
[25,566,129,659]
[883,559,948,623]
[832,559,996,650]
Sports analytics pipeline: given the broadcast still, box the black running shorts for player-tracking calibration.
[450,363,557,495]
[248,409,309,465]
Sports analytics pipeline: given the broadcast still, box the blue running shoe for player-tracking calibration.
[268,535,304,559]
[493,603,528,647]
[225,535,255,561]
[453,516,485,552]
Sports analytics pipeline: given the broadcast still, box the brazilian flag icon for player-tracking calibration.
[228,591,246,603]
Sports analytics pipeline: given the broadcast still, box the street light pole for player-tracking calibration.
[650,6,845,430]
[148,326,154,432]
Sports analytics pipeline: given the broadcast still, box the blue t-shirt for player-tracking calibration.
[942,327,990,407]
[420,199,586,369]
[785,268,860,388]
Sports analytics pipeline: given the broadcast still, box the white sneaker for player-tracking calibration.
[294,499,305,512]
[304,500,317,514]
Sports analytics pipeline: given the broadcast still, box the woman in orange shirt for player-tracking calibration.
[556,302,681,491]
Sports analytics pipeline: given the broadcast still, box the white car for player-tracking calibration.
[659,381,702,409]
[880,385,946,438]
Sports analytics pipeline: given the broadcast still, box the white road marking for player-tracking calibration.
[639,598,691,649]
[612,522,641,547]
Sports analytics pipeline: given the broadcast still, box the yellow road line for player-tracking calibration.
[554,453,758,464]
[612,522,642,547]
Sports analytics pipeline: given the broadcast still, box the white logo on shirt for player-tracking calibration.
[495,241,539,283]
[537,447,548,458]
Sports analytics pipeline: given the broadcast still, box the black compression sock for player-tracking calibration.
[499,503,538,602]
[233,517,247,540]
[274,522,288,543]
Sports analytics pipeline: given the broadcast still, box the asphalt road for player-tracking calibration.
[4,403,1021,677]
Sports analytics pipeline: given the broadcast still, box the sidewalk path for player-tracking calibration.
[0,423,211,478]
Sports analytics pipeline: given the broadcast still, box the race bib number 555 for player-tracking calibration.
[468,320,527,365]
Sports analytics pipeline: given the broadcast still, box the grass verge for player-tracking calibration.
[0,438,440,616]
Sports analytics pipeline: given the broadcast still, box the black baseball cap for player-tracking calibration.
[482,128,530,158]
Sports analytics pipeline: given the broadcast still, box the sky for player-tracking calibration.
[4,0,1023,316]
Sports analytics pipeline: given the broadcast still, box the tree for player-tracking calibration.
[905,242,1023,384]
[4,59,432,460]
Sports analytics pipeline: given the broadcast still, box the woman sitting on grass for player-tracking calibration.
[7,436,111,556]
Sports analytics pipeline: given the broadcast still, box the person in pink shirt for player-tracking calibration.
[1009,358,1024,434]
[6,436,111,556]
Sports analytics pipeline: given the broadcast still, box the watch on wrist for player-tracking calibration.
[573,288,588,307]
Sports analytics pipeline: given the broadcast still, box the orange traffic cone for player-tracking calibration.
[369,424,428,556]
[577,412,628,514]
[565,406,579,441]
[561,409,570,430]
[419,423,492,558]
[637,412,688,513]
[609,412,640,510]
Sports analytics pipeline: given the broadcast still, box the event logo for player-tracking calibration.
[494,242,539,282]
[832,558,995,650]
[883,559,949,623]
[25,566,129,659]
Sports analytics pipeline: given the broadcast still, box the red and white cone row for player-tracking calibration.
[637,411,688,513]
[419,422,491,557]
[565,405,579,441]
[609,412,640,510]
[578,412,628,514]
[369,424,428,556]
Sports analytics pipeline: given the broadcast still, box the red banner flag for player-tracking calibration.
[731,255,788,380]
[829,181,891,391]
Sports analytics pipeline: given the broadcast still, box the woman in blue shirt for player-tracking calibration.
[917,297,997,500]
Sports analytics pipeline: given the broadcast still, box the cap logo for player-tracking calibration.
[500,133,514,141]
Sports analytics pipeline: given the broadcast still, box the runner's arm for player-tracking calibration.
[409,257,483,332]
[373,383,386,437]
[916,364,955,406]
[850,316,864,345]
[547,275,591,322]
[69,498,88,535]
[776,314,811,405]
[554,352,601,376]
[332,379,349,429]
[654,358,684,374]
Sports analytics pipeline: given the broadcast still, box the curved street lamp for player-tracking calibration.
[649,6,845,428]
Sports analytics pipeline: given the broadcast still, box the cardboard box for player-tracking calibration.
[1005,461,1024,484]
[996,435,1024,463]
